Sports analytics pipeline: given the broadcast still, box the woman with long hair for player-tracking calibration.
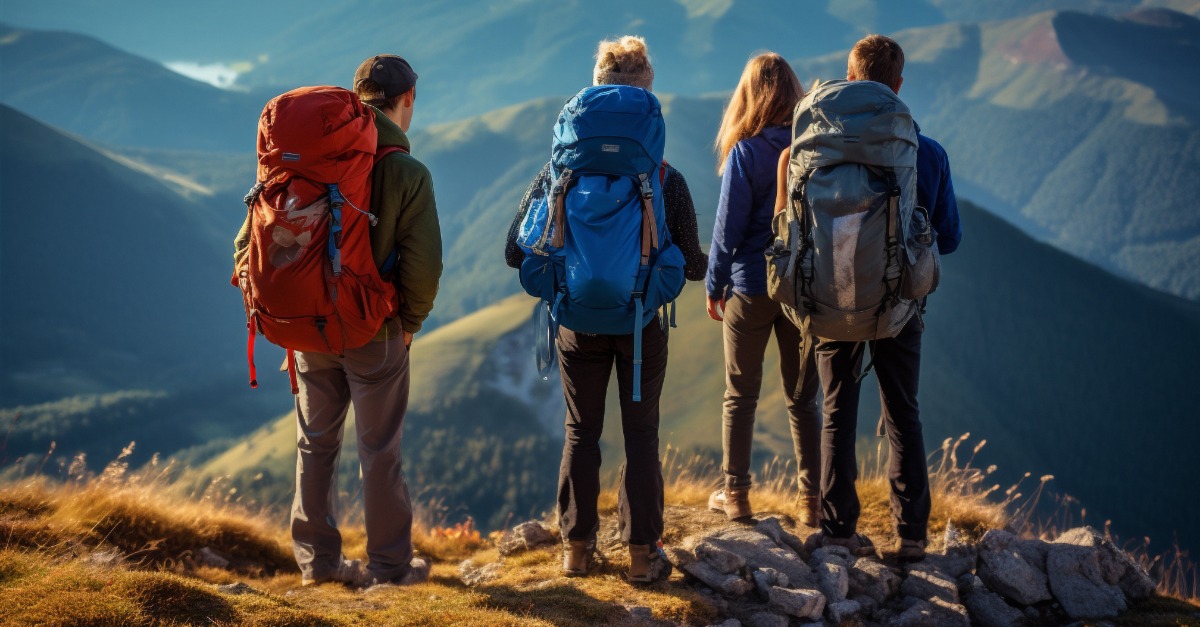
[705,53,821,526]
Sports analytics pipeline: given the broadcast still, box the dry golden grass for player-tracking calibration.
[0,434,1195,625]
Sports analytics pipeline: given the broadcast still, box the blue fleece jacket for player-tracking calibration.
[705,125,791,299]
[916,127,962,255]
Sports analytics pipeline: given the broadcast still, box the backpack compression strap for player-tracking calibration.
[631,172,661,402]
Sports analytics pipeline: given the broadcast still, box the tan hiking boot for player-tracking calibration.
[708,487,752,520]
[896,537,927,561]
[562,539,595,577]
[627,542,673,584]
[798,496,821,528]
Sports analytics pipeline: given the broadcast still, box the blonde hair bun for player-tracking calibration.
[593,35,654,91]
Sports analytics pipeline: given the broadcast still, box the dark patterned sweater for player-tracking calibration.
[504,162,708,281]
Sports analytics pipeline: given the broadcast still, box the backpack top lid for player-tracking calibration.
[257,85,378,186]
[552,84,665,177]
[792,79,916,171]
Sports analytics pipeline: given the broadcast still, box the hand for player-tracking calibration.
[706,296,726,322]
[403,331,414,348]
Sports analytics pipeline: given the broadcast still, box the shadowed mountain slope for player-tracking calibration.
[0,105,283,465]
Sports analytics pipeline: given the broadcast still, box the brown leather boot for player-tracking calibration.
[798,495,821,528]
[707,487,752,520]
[562,539,594,577]
[627,542,672,584]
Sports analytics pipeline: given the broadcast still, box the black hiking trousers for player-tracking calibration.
[816,314,930,542]
[555,321,668,547]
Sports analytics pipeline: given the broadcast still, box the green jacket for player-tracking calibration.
[233,106,442,334]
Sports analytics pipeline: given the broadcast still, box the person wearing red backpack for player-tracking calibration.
[232,54,442,587]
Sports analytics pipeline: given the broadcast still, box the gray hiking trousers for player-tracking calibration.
[720,292,821,496]
[291,328,413,582]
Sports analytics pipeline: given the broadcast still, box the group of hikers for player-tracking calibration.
[233,33,961,588]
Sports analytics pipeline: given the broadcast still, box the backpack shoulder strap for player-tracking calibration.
[375,145,410,164]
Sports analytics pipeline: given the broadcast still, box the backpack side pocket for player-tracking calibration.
[519,254,563,302]
[766,211,799,307]
[900,205,940,300]
[644,242,685,311]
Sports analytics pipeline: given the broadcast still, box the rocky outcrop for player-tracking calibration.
[670,519,1157,626]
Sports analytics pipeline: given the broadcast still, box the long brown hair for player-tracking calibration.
[714,53,804,175]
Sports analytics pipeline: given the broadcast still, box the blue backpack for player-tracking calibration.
[517,85,685,401]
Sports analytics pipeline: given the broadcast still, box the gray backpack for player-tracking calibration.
[767,79,940,342]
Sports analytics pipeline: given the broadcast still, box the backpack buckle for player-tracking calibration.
[638,173,653,199]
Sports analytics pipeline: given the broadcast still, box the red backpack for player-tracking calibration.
[233,86,404,393]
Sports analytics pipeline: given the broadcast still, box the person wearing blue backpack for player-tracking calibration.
[503,35,706,584]
[704,53,822,528]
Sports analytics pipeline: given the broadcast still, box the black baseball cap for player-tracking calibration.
[354,55,418,98]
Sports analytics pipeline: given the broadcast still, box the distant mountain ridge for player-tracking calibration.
[793,8,1200,300]
[0,22,265,151]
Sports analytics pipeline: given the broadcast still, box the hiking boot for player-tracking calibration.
[896,537,927,561]
[708,487,752,520]
[798,496,821,528]
[365,557,432,587]
[562,539,598,577]
[627,541,673,585]
[301,557,368,587]
[803,531,877,558]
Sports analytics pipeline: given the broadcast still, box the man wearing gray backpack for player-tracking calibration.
[770,34,961,560]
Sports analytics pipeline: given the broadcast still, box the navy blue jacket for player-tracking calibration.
[705,125,791,299]
[706,124,962,301]
[916,127,962,255]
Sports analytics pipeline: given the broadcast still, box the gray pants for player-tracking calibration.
[291,331,413,582]
[721,292,821,496]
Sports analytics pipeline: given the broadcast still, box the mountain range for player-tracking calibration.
[0,104,285,468]
[1,2,1199,558]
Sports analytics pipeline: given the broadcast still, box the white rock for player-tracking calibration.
[1054,527,1155,602]
[977,531,1052,606]
[900,563,959,604]
[767,586,826,619]
[888,598,970,627]
[497,520,555,555]
[850,557,902,603]
[828,598,863,623]
[815,560,850,602]
[1046,543,1127,619]
[961,575,1025,627]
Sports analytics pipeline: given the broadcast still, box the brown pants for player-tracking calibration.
[721,292,821,497]
[291,331,413,582]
